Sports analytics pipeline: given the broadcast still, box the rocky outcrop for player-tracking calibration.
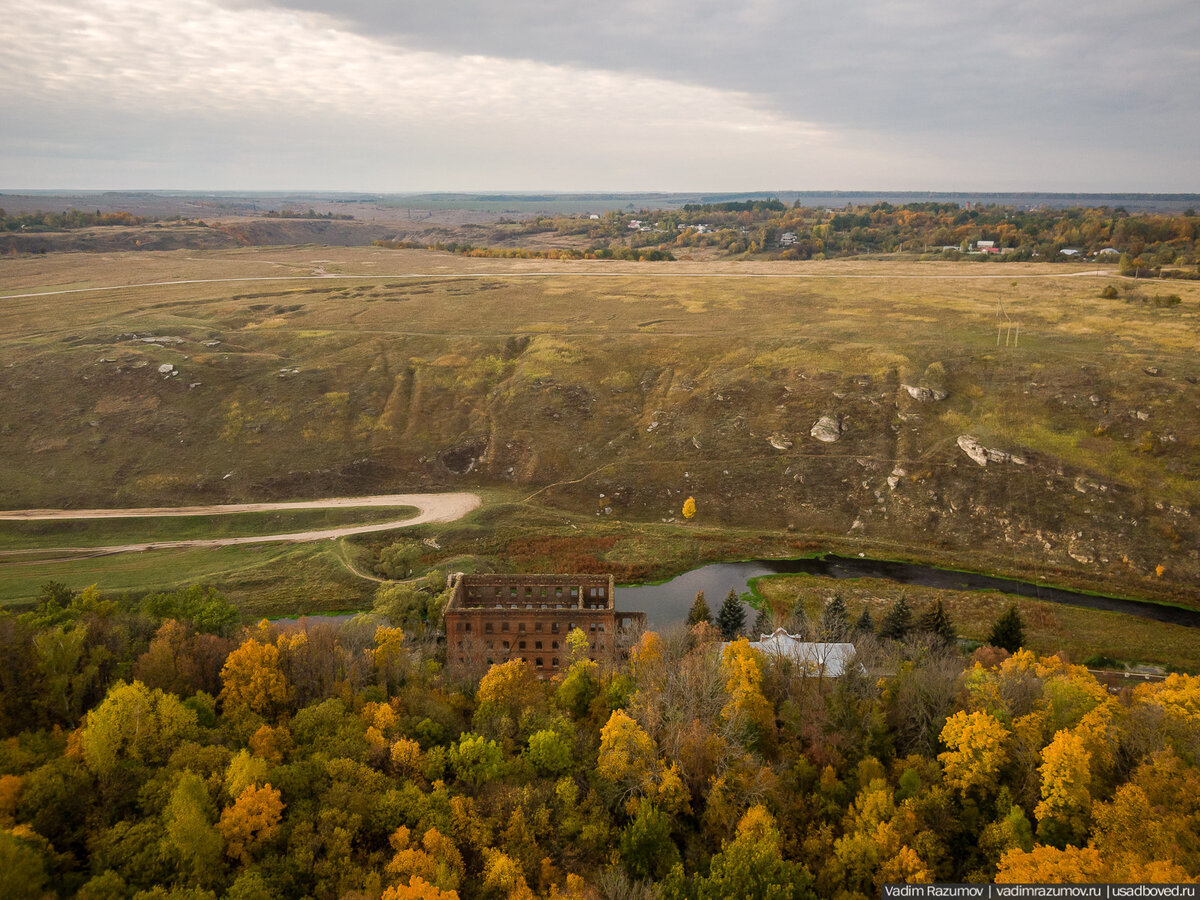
[956,434,1026,466]
[811,415,842,443]
[902,383,948,402]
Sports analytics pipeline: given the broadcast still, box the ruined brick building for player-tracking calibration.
[443,573,646,677]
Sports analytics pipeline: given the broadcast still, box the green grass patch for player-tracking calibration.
[0,542,375,618]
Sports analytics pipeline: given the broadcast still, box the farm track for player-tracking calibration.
[0,492,481,555]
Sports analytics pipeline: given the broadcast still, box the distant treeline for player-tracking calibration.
[422,202,1200,275]
[662,201,1200,271]
[262,208,354,220]
[374,239,675,262]
[0,208,148,232]
[681,199,786,214]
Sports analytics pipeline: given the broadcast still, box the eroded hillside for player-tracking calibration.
[2,248,1199,602]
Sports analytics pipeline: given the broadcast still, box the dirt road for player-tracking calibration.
[0,492,481,555]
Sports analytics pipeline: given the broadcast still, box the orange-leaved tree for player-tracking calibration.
[217,783,284,864]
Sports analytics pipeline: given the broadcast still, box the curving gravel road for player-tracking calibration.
[0,492,481,555]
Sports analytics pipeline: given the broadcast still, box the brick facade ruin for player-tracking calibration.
[443,573,646,677]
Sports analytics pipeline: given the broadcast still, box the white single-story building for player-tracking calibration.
[727,628,863,677]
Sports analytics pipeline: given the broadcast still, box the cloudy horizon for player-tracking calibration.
[2,0,1197,192]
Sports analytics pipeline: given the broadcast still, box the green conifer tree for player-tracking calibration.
[988,603,1026,652]
[790,596,811,639]
[820,594,849,640]
[854,607,874,637]
[918,599,957,647]
[753,605,772,637]
[686,591,712,627]
[878,594,913,641]
[717,588,746,640]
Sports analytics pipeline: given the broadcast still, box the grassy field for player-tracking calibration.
[0,505,416,550]
[753,573,1200,673]
[0,542,368,614]
[2,246,1200,617]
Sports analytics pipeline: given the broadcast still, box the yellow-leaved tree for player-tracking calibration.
[1034,729,1092,845]
[475,659,544,743]
[219,638,291,719]
[597,709,657,801]
[381,877,461,900]
[374,625,407,691]
[386,825,464,894]
[938,710,1010,798]
[682,496,696,519]
[720,638,774,750]
[997,845,1196,884]
[80,680,199,778]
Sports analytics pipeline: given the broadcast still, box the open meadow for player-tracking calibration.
[3,246,1200,628]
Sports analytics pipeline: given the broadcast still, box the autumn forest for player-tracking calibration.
[2,578,1199,900]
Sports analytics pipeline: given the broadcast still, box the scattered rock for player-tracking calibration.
[810,415,842,443]
[157,363,176,376]
[691,435,703,450]
[768,433,793,451]
[138,336,184,345]
[956,434,1026,466]
[1144,366,1161,376]
[887,466,907,490]
[1089,395,1102,406]
[202,340,222,347]
[902,383,948,402]
[1068,543,1094,564]
[1134,410,1150,421]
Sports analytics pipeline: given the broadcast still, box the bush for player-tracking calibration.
[377,540,423,580]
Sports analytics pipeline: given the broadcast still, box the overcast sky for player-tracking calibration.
[2,0,1197,191]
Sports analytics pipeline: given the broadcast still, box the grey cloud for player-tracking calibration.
[248,0,1200,146]
[6,0,1197,189]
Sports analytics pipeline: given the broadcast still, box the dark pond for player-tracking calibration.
[617,555,1200,631]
